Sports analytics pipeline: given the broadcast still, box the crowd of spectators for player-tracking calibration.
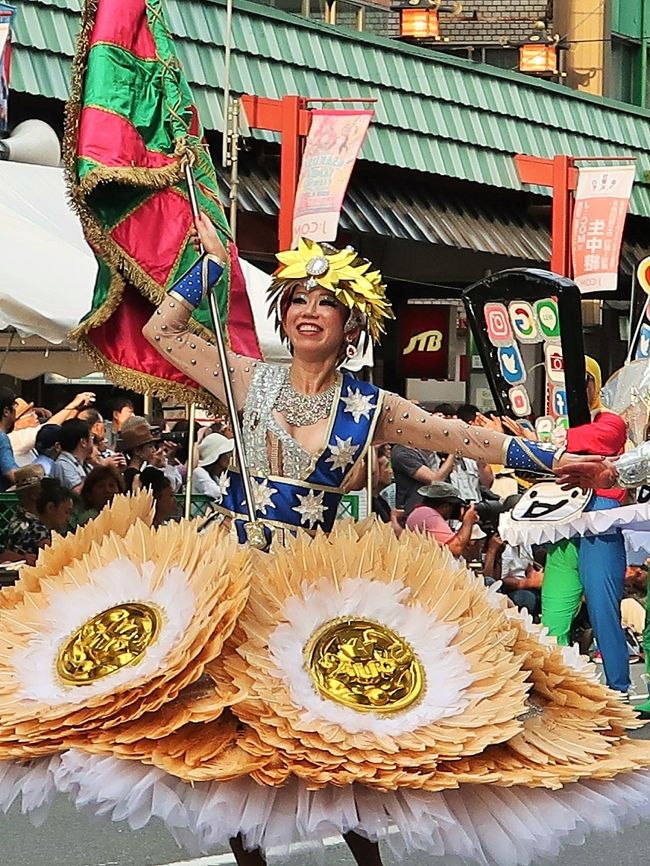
[0,386,235,565]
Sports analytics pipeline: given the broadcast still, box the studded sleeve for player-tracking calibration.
[374,392,559,472]
[142,294,256,410]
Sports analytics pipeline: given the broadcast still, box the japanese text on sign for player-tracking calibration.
[571,164,635,293]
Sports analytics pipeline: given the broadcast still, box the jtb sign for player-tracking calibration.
[399,305,450,379]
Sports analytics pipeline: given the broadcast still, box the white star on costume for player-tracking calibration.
[293,489,327,528]
[242,478,278,516]
[218,472,231,497]
[325,436,359,472]
[341,387,375,423]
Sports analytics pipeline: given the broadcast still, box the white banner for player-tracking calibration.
[571,164,635,293]
[292,109,372,245]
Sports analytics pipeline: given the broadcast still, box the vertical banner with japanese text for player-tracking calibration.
[571,163,635,293]
[0,3,15,137]
[292,109,373,245]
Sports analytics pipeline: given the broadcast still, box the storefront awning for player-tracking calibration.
[219,160,650,277]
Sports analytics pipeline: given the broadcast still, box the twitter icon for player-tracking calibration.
[498,345,526,385]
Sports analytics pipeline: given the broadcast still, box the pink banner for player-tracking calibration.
[292,109,373,245]
[571,164,635,293]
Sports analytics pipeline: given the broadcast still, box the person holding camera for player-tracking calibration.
[405,481,480,560]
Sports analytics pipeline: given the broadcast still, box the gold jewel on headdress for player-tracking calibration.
[270,238,394,343]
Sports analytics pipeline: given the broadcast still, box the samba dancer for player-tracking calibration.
[143,217,581,866]
[144,215,565,544]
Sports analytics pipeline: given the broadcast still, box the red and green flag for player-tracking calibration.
[64,0,261,405]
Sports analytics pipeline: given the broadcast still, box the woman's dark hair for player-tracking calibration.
[81,466,124,508]
[36,478,73,515]
[139,467,172,497]
[169,419,200,465]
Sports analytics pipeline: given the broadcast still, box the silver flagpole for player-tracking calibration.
[183,161,266,548]
[183,401,197,520]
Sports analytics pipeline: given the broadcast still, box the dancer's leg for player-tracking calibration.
[343,831,384,866]
[579,528,629,694]
[230,835,267,866]
[635,604,650,717]
[541,540,581,645]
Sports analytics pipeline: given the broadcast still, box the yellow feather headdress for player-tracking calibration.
[269,238,394,344]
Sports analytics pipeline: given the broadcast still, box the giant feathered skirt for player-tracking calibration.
[1,493,650,865]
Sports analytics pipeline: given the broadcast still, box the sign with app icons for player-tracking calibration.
[497,345,526,385]
[462,270,589,427]
[508,301,539,343]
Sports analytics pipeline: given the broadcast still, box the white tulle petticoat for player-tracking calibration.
[3,750,650,866]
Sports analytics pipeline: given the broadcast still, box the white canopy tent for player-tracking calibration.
[0,161,96,345]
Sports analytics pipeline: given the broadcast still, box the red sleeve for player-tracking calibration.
[566,412,627,456]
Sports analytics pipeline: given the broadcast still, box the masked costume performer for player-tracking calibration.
[537,357,630,695]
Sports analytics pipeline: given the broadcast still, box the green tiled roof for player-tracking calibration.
[11,0,650,216]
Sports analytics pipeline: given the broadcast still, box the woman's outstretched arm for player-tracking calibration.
[375,392,560,474]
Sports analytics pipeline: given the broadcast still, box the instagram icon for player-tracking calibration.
[485,303,513,346]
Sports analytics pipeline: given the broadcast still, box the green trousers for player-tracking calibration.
[541,539,581,646]
[637,603,650,710]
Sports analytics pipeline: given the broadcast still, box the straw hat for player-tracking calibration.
[8,464,44,492]
[14,398,35,420]
[117,419,160,452]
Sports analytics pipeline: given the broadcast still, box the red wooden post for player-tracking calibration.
[278,95,306,249]
[550,155,574,277]
[514,153,578,278]
[240,94,311,250]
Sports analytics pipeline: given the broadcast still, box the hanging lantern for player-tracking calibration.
[399,6,440,39]
[518,22,558,76]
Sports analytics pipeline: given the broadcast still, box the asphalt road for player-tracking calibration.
[2,666,650,866]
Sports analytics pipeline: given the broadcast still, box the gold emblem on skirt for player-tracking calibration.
[57,603,161,685]
[305,618,424,713]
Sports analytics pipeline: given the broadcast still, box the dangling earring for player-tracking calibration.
[346,340,358,360]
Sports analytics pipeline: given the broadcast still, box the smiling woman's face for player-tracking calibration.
[282,285,349,361]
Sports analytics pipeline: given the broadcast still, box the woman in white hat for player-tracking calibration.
[192,432,235,501]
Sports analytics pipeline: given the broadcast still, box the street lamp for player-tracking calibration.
[518,21,558,76]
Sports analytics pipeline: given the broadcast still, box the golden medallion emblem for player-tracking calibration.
[305,617,424,713]
[57,603,161,685]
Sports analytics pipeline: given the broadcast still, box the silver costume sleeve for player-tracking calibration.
[614,442,650,488]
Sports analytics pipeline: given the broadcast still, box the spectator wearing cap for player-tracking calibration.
[118,417,161,492]
[0,386,18,491]
[52,419,93,495]
[5,465,49,557]
[33,424,62,476]
[192,433,234,501]
[405,481,479,560]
